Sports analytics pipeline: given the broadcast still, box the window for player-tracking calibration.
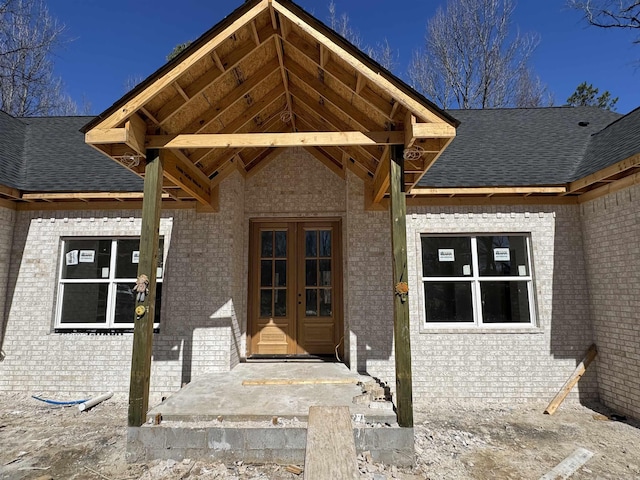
[56,238,164,331]
[421,235,535,327]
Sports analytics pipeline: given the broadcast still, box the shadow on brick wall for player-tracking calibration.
[549,208,598,405]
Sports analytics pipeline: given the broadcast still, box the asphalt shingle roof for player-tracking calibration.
[420,107,622,187]
[1,107,639,193]
[0,111,27,189]
[0,114,143,192]
[573,106,640,181]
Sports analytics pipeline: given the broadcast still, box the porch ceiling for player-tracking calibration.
[82,0,457,210]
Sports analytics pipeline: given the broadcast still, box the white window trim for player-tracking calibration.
[419,234,538,330]
[55,237,163,331]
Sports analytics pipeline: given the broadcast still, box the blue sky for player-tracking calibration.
[48,1,639,114]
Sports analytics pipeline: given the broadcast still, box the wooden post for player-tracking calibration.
[128,149,164,427]
[389,144,413,428]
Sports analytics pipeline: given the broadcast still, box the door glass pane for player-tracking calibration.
[424,282,473,322]
[274,290,286,317]
[306,260,318,286]
[319,259,331,286]
[481,281,531,323]
[260,290,272,317]
[275,260,287,287]
[477,236,529,277]
[305,289,318,316]
[320,289,332,316]
[261,231,273,257]
[305,231,317,257]
[319,230,332,257]
[275,231,287,258]
[114,283,162,324]
[421,237,472,277]
[62,239,112,279]
[60,283,108,324]
[260,260,272,287]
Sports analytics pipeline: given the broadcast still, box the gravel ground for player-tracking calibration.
[0,393,639,479]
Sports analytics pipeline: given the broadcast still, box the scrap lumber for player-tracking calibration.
[304,406,358,480]
[539,447,594,480]
[545,345,597,415]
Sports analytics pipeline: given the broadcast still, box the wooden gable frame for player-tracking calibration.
[82,0,457,211]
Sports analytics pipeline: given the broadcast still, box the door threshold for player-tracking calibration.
[246,354,339,363]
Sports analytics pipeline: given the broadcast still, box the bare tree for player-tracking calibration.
[0,0,77,116]
[327,2,399,71]
[569,0,640,44]
[408,0,547,109]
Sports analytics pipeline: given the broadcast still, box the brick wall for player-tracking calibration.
[581,184,640,419]
[342,182,597,406]
[0,174,244,403]
[0,207,16,353]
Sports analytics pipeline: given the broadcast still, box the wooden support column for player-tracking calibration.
[389,144,413,428]
[128,149,164,427]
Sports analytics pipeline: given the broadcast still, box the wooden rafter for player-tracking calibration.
[568,152,640,193]
[410,186,568,196]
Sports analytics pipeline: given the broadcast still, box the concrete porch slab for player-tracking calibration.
[147,362,396,423]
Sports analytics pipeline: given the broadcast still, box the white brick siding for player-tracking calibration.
[4,148,637,414]
[581,184,640,419]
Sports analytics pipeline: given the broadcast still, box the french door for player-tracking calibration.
[248,219,342,356]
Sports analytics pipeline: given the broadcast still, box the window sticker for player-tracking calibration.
[518,265,527,276]
[463,264,471,276]
[65,250,79,266]
[438,249,455,262]
[132,251,140,264]
[79,250,95,263]
[493,248,510,262]
[101,267,109,279]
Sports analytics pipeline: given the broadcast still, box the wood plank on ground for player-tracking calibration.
[539,447,594,480]
[242,378,359,386]
[304,406,358,480]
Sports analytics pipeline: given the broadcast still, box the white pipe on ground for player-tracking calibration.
[78,392,114,412]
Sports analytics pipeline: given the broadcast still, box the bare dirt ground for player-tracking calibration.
[0,393,639,479]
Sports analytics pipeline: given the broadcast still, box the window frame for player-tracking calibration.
[420,233,537,329]
[55,237,164,332]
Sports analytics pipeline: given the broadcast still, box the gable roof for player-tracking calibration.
[420,107,622,188]
[82,0,458,209]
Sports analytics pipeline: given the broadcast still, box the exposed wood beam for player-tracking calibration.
[250,20,261,45]
[198,107,286,175]
[140,106,160,126]
[578,171,640,204]
[209,158,239,189]
[298,104,378,174]
[125,113,147,155]
[186,59,280,134]
[372,147,390,203]
[410,186,568,195]
[411,122,456,139]
[274,36,296,131]
[15,199,196,211]
[161,150,215,209]
[405,195,579,207]
[284,57,384,131]
[281,33,393,120]
[93,0,269,129]
[128,148,163,427]
[389,144,413,428]
[404,112,416,149]
[173,82,190,101]
[147,131,404,149]
[85,128,126,145]
[0,197,16,210]
[0,184,21,199]
[568,153,640,193]
[211,50,226,72]
[289,86,382,164]
[320,44,329,67]
[273,1,451,125]
[20,192,170,201]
